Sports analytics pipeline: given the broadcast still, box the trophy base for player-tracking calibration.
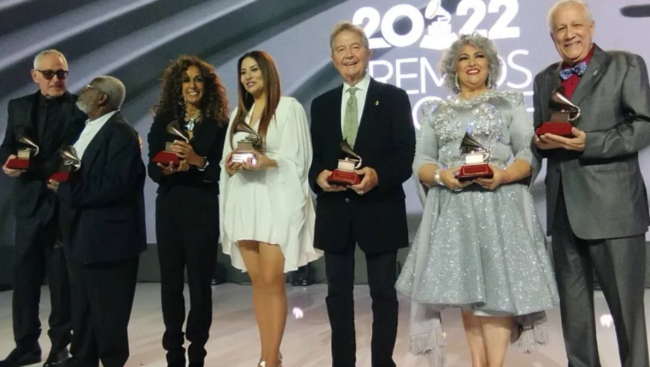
[458,164,493,181]
[231,152,255,164]
[152,151,180,165]
[327,170,360,186]
[5,158,29,170]
[49,172,72,182]
[535,122,574,137]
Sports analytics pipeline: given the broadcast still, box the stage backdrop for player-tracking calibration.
[1,0,649,284]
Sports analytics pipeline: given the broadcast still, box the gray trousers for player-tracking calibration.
[552,187,649,367]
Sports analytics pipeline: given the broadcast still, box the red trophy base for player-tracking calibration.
[152,151,180,165]
[49,172,72,182]
[327,170,360,186]
[535,122,574,137]
[5,158,29,170]
[458,164,493,181]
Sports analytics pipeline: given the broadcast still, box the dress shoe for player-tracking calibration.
[0,348,42,367]
[43,349,68,367]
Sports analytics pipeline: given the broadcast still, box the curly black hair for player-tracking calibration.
[153,55,229,124]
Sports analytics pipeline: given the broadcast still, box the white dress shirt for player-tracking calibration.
[73,111,118,159]
[340,73,371,132]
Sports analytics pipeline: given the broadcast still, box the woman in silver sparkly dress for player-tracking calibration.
[395,34,559,367]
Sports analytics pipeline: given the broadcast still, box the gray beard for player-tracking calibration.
[76,100,89,114]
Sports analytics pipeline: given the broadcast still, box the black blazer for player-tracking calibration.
[57,112,146,264]
[0,91,86,219]
[309,78,416,253]
[147,113,227,193]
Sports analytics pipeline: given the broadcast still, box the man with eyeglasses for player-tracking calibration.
[0,49,86,367]
[47,75,146,367]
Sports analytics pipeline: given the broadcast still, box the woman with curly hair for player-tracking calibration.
[147,55,229,367]
[395,34,559,367]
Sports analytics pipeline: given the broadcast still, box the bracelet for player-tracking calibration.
[433,168,444,186]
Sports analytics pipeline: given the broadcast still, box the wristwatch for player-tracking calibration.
[197,157,209,171]
[434,168,443,186]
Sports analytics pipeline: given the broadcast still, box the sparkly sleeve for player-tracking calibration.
[413,101,440,203]
[414,101,440,173]
[502,91,534,164]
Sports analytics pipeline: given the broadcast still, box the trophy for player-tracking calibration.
[457,133,493,181]
[49,146,81,182]
[230,121,262,164]
[152,122,189,165]
[6,135,39,169]
[327,140,362,186]
[535,86,580,137]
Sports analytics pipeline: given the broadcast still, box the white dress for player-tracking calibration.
[219,96,322,273]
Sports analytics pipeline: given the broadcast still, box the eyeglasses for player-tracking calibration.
[36,69,68,80]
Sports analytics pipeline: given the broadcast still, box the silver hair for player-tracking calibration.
[91,76,126,109]
[33,49,68,69]
[439,33,501,94]
[330,21,369,53]
[547,0,594,32]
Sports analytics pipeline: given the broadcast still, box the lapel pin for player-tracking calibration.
[375,100,379,106]
[593,69,599,76]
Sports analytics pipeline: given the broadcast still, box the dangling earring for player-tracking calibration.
[454,75,461,92]
[486,74,492,89]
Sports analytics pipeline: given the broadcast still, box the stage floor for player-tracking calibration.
[0,283,644,367]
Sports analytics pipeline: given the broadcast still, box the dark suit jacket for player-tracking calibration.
[0,91,86,220]
[57,112,146,264]
[147,113,227,193]
[309,78,416,253]
[532,44,650,239]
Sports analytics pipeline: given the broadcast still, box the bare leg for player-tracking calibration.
[238,241,268,365]
[258,242,286,367]
[461,310,488,367]
[480,316,513,367]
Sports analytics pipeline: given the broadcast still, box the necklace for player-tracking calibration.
[184,110,202,131]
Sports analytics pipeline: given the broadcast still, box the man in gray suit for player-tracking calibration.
[532,1,650,367]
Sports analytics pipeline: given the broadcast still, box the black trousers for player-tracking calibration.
[66,257,139,367]
[552,187,649,367]
[12,213,70,354]
[325,243,398,367]
[156,186,219,367]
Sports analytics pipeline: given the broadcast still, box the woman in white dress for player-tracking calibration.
[219,50,322,367]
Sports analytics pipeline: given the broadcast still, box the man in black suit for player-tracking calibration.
[48,75,146,367]
[0,50,86,367]
[309,21,416,367]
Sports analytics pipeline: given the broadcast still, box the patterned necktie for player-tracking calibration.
[343,87,359,147]
[560,61,587,80]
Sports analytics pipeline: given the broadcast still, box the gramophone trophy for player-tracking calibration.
[535,86,580,137]
[6,135,39,169]
[230,121,262,164]
[327,140,362,186]
[152,122,189,165]
[49,146,81,182]
[457,133,493,181]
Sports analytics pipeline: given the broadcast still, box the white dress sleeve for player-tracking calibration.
[265,97,320,270]
[218,109,237,246]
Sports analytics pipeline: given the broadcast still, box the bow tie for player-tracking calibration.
[560,61,587,80]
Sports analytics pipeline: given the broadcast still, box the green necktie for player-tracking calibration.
[343,87,359,148]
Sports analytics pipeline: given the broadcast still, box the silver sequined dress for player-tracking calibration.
[395,90,559,366]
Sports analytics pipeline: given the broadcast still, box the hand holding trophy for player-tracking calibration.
[6,135,39,169]
[327,140,363,186]
[535,86,581,137]
[229,121,262,165]
[152,122,190,166]
[457,133,493,182]
[49,146,81,182]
